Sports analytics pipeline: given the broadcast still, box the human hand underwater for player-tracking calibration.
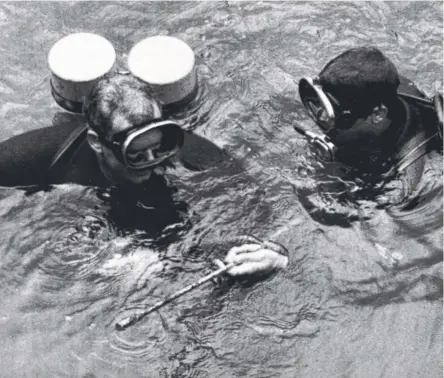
[214,242,288,276]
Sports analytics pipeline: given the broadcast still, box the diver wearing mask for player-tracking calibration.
[0,73,224,188]
[295,46,442,189]
[0,73,223,235]
[0,72,289,276]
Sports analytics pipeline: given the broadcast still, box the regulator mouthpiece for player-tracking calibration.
[293,123,337,161]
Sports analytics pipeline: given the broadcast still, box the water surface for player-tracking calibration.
[0,2,442,377]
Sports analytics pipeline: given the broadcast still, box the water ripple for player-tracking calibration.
[109,308,169,359]
[38,216,117,283]
[0,2,441,378]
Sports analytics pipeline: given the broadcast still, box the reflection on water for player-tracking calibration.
[0,2,442,378]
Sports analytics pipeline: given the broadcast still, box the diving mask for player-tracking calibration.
[99,119,184,169]
[298,77,360,132]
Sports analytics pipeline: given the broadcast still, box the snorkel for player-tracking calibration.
[292,122,337,160]
[295,77,340,161]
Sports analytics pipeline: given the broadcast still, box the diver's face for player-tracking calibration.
[327,106,391,149]
[328,115,373,145]
[100,129,164,185]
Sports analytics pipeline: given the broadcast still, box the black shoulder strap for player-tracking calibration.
[397,76,443,143]
[47,125,88,181]
[179,131,225,171]
[382,94,438,178]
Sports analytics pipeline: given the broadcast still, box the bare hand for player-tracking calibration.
[214,243,288,276]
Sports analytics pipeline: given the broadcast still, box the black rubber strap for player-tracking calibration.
[47,125,88,180]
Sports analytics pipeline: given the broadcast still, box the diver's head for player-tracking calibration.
[300,47,401,153]
[84,73,183,185]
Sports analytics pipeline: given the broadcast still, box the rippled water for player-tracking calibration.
[0,2,442,378]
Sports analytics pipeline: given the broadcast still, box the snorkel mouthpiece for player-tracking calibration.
[293,123,337,161]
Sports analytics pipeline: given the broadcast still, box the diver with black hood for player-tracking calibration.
[294,46,442,221]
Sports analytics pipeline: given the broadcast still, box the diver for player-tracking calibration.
[294,46,443,222]
[0,73,225,188]
[0,72,288,276]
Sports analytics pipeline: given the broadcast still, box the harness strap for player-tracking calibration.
[395,132,437,173]
[382,131,437,180]
[47,125,88,180]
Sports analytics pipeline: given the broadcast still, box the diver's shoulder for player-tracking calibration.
[179,131,226,171]
[398,75,427,98]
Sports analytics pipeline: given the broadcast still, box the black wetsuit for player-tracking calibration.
[0,114,225,237]
[332,76,441,180]
[298,77,442,225]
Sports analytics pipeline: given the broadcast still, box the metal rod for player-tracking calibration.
[115,262,236,331]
